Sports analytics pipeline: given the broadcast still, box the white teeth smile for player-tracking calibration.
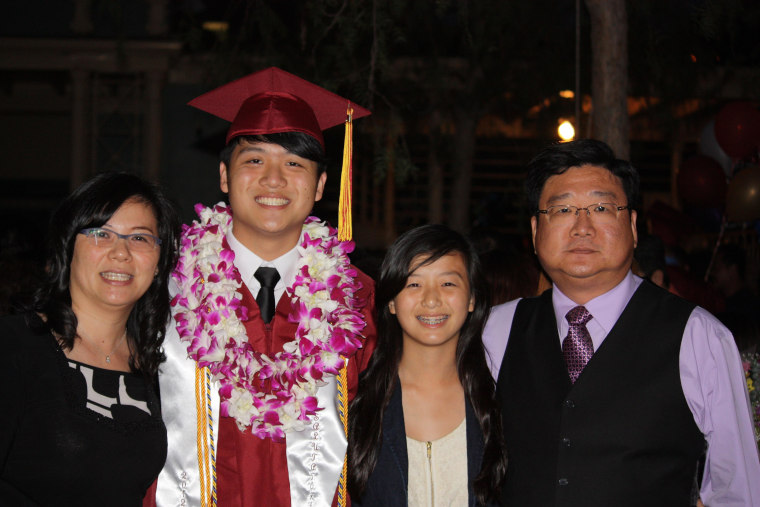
[417,316,448,325]
[101,272,132,281]
[256,196,289,206]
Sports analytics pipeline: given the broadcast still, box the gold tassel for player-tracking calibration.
[338,106,354,241]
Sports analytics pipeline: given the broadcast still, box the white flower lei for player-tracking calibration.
[171,203,366,441]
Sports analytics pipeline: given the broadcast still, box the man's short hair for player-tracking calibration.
[219,132,328,176]
[525,139,640,214]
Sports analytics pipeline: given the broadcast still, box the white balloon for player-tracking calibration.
[700,119,734,177]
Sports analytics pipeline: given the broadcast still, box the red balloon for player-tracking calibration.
[714,101,760,159]
[677,155,727,207]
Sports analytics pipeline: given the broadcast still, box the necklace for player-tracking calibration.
[77,327,127,364]
[172,202,367,441]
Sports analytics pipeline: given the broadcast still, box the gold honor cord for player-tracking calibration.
[207,367,218,506]
[195,365,217,506]
[337,358,349,507]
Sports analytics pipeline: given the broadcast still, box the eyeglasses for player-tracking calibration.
[79,227,162,252]
[536,203,630,224]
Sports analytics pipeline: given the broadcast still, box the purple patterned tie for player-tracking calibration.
[563,305,594,384]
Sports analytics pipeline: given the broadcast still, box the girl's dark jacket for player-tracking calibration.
[353,380,498,506]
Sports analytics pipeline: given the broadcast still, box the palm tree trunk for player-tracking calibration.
[585,0,629,159]
[427,109,444,224]
[447,111,477,233]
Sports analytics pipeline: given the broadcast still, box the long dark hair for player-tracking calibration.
[348,224,507,504]
[27,172,181,378]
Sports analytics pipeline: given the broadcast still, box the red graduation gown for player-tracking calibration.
[215,267,376,506]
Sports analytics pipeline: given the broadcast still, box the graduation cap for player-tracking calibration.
[188,67,371,240]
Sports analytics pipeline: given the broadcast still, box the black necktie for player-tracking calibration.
[254,267,280,324]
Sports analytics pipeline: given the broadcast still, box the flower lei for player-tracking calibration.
[741,352,760,449]
[171,202,366,442]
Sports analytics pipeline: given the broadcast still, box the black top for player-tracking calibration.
[0,313,167,506]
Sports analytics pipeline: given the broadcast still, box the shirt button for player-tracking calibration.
[561,437,571,447]
[558,478,569,486]
[564,399,575,408]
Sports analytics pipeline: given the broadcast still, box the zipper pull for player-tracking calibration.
[426,441,432,460]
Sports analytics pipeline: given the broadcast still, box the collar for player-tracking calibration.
[227,225,301,291]
[552,271,643,348]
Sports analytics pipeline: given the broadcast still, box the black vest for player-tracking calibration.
[497,281,705,507]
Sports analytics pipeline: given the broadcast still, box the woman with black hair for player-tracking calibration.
[0,172,180,505]
[348,224,507,506]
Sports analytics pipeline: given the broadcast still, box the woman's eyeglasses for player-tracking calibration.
[79,227,161,252]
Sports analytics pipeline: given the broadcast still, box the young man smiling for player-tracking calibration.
[219,139,327,257]
[147,67,377,507]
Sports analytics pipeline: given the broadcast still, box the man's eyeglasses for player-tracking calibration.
[79,227,162,252]
[535,203,630,224]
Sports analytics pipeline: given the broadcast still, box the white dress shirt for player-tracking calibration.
[227,228,301,306]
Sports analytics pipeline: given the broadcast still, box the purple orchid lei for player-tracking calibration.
[171,202,366,442]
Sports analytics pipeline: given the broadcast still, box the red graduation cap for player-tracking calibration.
[187,66,371,147]
[188,67,371,241]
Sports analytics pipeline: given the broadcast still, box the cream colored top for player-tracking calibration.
[406,418,468,507]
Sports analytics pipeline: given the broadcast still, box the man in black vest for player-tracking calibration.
[483,139,760,506]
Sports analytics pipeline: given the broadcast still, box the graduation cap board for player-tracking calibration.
[188,67,371,240]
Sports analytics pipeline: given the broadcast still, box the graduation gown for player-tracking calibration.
[148,267,376,507]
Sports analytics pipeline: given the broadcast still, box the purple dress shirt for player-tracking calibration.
[483,271,760,506]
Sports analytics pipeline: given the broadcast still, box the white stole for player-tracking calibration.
[155,298,347,506]
[286,375,347,506]
[155,320,220,506]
